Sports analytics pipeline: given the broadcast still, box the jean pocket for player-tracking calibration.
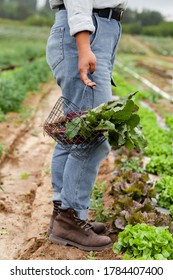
[90,15,99,48]
[46,26,65,70]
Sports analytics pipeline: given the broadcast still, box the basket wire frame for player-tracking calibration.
[43,87,106,159]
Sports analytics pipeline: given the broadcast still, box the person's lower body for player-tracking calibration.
[46,10,121,250]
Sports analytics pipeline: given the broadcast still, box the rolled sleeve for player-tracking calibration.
[64,0,95,36]
[69,14,95,36]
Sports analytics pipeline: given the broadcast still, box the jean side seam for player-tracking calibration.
[74,156,90,209]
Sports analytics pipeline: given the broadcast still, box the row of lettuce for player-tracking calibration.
[92,70,173,260]
[0,58,51,158]
[0,58,50,118]
[0,24,51,158]
[114,70,173,259]
[112,71,173,179]
[0,25,50,116]
[0,26,51,116]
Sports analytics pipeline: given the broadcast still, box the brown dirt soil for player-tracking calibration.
[136,61,172,80]
[128,36,173,94]
[135,60,173,94]
[130,36,173,63]
[0,84,121,260]
[140,96,173,120]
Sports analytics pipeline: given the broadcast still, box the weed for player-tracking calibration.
[92,205,110,222]
[90,182,110,222]
[0,228,10,235]
[0,143,3,158]
[20,172,29,180]
[0,59,50,115]
[43,166,51,175]
[0,110,5,122]
[39,231,48,240]
[21,201,27,210]
[31,130,39,137]
[39,252,46,257]
[121,156,144,173]
[86,251,97,260]
[90,182,107,210]
[19,107,33,123]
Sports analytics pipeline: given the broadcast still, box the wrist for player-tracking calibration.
[75,31,91,53]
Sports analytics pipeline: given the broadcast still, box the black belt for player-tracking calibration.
[59,5,123,21]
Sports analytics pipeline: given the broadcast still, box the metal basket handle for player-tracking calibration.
[80,84,94,111]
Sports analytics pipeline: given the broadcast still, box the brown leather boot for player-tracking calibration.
[90,221,107,234]
[49,208,112,251]
[48,201,107,236]
[47,200,61,236]
[48,213,106,235]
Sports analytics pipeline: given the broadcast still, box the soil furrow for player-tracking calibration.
[0,85,60,260]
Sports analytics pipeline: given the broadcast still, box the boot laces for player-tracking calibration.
[72,214,93,231]
[76,219,93,231]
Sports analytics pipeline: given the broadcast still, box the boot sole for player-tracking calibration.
[48,227,106,236]
[49,234,113,252]
[48,219,107,236]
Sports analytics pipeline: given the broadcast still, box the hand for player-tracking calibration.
[75,31,96,88]
[78,49,96,88]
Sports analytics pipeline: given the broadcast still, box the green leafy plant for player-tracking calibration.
[155,176,173,210]
[43,166,51,175]
[169,205,173,219]
[165,115,173,133]
[113,223,173,260]
[0,143,3,158]
[110,171,155,202]
[120,156,144,173]
[0,109,5,122]
[139,107,173,157]
[109,169,172,231]
[90,182,107,204]
[146,155,173,176]
[65,92,147,151]
[91,204,110,223]
[111,73,173,177]
[0,59,50,114]
[90,182,110,222]
[138,109,173,176]
[86,251,97,260]
[0,228,10,235]
[20,172,29,180]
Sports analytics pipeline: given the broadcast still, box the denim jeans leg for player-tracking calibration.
[61,141,111,220]
[51,143,69,201]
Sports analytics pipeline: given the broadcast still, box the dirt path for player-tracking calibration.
[0,84,59,259]
[0,84,118,260]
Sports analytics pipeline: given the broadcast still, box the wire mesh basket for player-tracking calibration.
[43,87,106,159]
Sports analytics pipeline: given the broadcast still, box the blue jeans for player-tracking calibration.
[46,10,121,220]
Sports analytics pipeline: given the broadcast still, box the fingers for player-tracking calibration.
[86,80,96,88]
[80,64,96,88]
[78,52,96,87]
[80,72,96,88]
